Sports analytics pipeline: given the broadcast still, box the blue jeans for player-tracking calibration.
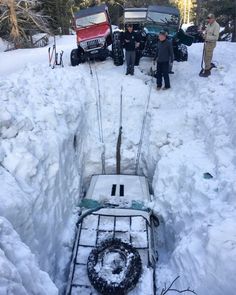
[156,61,170,88]
[126,51,135,74]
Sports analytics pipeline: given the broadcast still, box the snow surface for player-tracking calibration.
[0,35,236,295]
[0,216,57,295]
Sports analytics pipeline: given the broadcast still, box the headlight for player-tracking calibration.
[98,37,106,45]
[80,41,87,49]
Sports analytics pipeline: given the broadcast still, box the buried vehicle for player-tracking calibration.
[124,5,194,63]
[66,174,159,295]
[71,4,124,66]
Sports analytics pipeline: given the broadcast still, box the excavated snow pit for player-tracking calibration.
[1,40,236,295]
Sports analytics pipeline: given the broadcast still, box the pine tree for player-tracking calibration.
[191,0,236,41]
[40,0,74,35]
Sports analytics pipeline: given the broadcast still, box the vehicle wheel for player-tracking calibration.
[99,56,107,62]
[112,32,124,66]
[87,239,142,295]
[70,49,80,66]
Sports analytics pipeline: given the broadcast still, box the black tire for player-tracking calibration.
[87,239,142,295]
[70,48,80,66]
[112,32,124,66]
[99,56,107,62]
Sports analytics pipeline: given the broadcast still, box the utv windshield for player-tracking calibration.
[147,11,179,26]
[124,11,147,20]
[76,12,107,28]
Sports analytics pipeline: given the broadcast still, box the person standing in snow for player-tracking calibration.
[200,13,220,77]
[154,30,174,90]
[124,24,140,75]
[163,28,174,74]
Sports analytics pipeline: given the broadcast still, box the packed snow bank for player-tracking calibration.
[147,42,236,294]
[0,216,57,294]
[0,60,93,291]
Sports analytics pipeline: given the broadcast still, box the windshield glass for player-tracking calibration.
[145,24,178,36]
[147,11,179,26]
[76,12,107,28]
[124,11,147,20]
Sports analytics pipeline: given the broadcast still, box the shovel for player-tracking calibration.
[199,42,205,76]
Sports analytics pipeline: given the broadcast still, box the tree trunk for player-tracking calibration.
[7,0,21,47]
[196,0,202,25]
[232,16,236,42]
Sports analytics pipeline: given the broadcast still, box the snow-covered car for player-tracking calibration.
[66,174,159,295]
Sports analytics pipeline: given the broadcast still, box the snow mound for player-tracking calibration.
[0,216,58,294]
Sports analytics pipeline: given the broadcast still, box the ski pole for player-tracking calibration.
[48,47,51,67]
[49,45,55,68]
[60,51,64,67]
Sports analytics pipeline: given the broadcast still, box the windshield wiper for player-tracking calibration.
[76,24,87,29]
[88,21,100,25]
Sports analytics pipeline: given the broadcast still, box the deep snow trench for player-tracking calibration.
[0,37,236,295]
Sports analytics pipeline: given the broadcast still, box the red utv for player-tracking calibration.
[71,4,124,66]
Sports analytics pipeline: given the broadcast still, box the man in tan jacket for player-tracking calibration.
[200,14,220,77]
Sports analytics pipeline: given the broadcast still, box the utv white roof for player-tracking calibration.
[85,174,151,203]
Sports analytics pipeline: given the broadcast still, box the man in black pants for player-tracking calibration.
[154,30,174,90]
[124,24,140,75]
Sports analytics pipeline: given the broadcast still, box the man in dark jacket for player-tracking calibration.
[154,30,174,90]
[124,24,140,75]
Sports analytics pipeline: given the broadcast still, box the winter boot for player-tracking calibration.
[199,69,211,77]
[210,62,217,70]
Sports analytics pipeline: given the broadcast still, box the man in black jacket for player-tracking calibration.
[154,30,174,90]
[124,24,140,75]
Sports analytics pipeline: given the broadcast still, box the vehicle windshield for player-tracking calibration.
[147,11,179,26]
[145,24,178,36]
[76,12,107,28]
[124,10,147,20]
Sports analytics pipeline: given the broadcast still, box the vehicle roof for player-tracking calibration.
[85,174,151,204]
[148,5,179,16]
[74,4,107,18]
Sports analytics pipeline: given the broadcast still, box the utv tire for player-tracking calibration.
[87,239,142,295]
[71,49,80,66]
[112,32,124,66]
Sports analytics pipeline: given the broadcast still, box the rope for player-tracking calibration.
[116,86,123,175]
[88,58,93,76]
[120,85,123,128]
[93,62,106,174]
[135,72,153,175]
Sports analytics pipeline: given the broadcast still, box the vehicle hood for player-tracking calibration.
[77,24,110,42]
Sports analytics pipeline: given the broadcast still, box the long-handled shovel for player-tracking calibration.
[199,42,205,76]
